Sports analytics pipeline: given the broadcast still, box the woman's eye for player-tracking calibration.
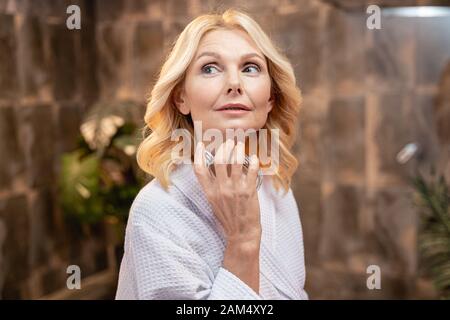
[201,64,219,74]
[201,63,261,74]
[243,64,260,73]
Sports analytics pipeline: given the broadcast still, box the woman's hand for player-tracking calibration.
[194,139,262,293]
[194,139,262,246]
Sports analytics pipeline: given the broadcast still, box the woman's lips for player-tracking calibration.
[216,108,251,115]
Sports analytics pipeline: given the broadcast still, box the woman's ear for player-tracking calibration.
[173,85,190,115]
[267,94,274,113]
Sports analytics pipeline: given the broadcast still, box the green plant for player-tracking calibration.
[412,171,450,299]
[58,100,146,229]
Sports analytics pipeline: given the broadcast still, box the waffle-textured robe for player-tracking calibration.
[115,163,308,300]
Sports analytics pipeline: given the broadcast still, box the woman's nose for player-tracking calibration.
[227,83,242,95]
[227,78,243,94]
[226,72,243,95]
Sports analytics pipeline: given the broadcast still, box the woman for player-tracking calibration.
[115,8,308,300]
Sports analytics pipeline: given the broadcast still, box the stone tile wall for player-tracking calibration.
[0,0,448,299]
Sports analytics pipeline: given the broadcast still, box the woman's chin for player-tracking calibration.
[200,120,264,135]
[217,121,262,133]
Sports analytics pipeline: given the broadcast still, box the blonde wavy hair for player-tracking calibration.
[137,8,302,193]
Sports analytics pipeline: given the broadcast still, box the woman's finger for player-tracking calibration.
[231,141,245,182]
[214,139,234,180]
[193,141,212,188]
[246,154,260,189]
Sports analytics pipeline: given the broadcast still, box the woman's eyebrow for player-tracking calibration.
[195,51,265,63]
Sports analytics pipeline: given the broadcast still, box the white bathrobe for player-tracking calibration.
[115,163,308,300]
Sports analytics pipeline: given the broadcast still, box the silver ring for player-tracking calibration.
[203,149,263,191]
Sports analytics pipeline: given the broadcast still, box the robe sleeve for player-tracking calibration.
[115,222,262,300]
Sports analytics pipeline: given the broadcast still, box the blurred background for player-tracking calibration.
[0,0,449,300]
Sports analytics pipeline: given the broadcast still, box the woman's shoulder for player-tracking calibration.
[124,174,222,253]
[126,178,189,229]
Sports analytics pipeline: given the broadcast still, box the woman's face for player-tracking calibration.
[174,28,274,133]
